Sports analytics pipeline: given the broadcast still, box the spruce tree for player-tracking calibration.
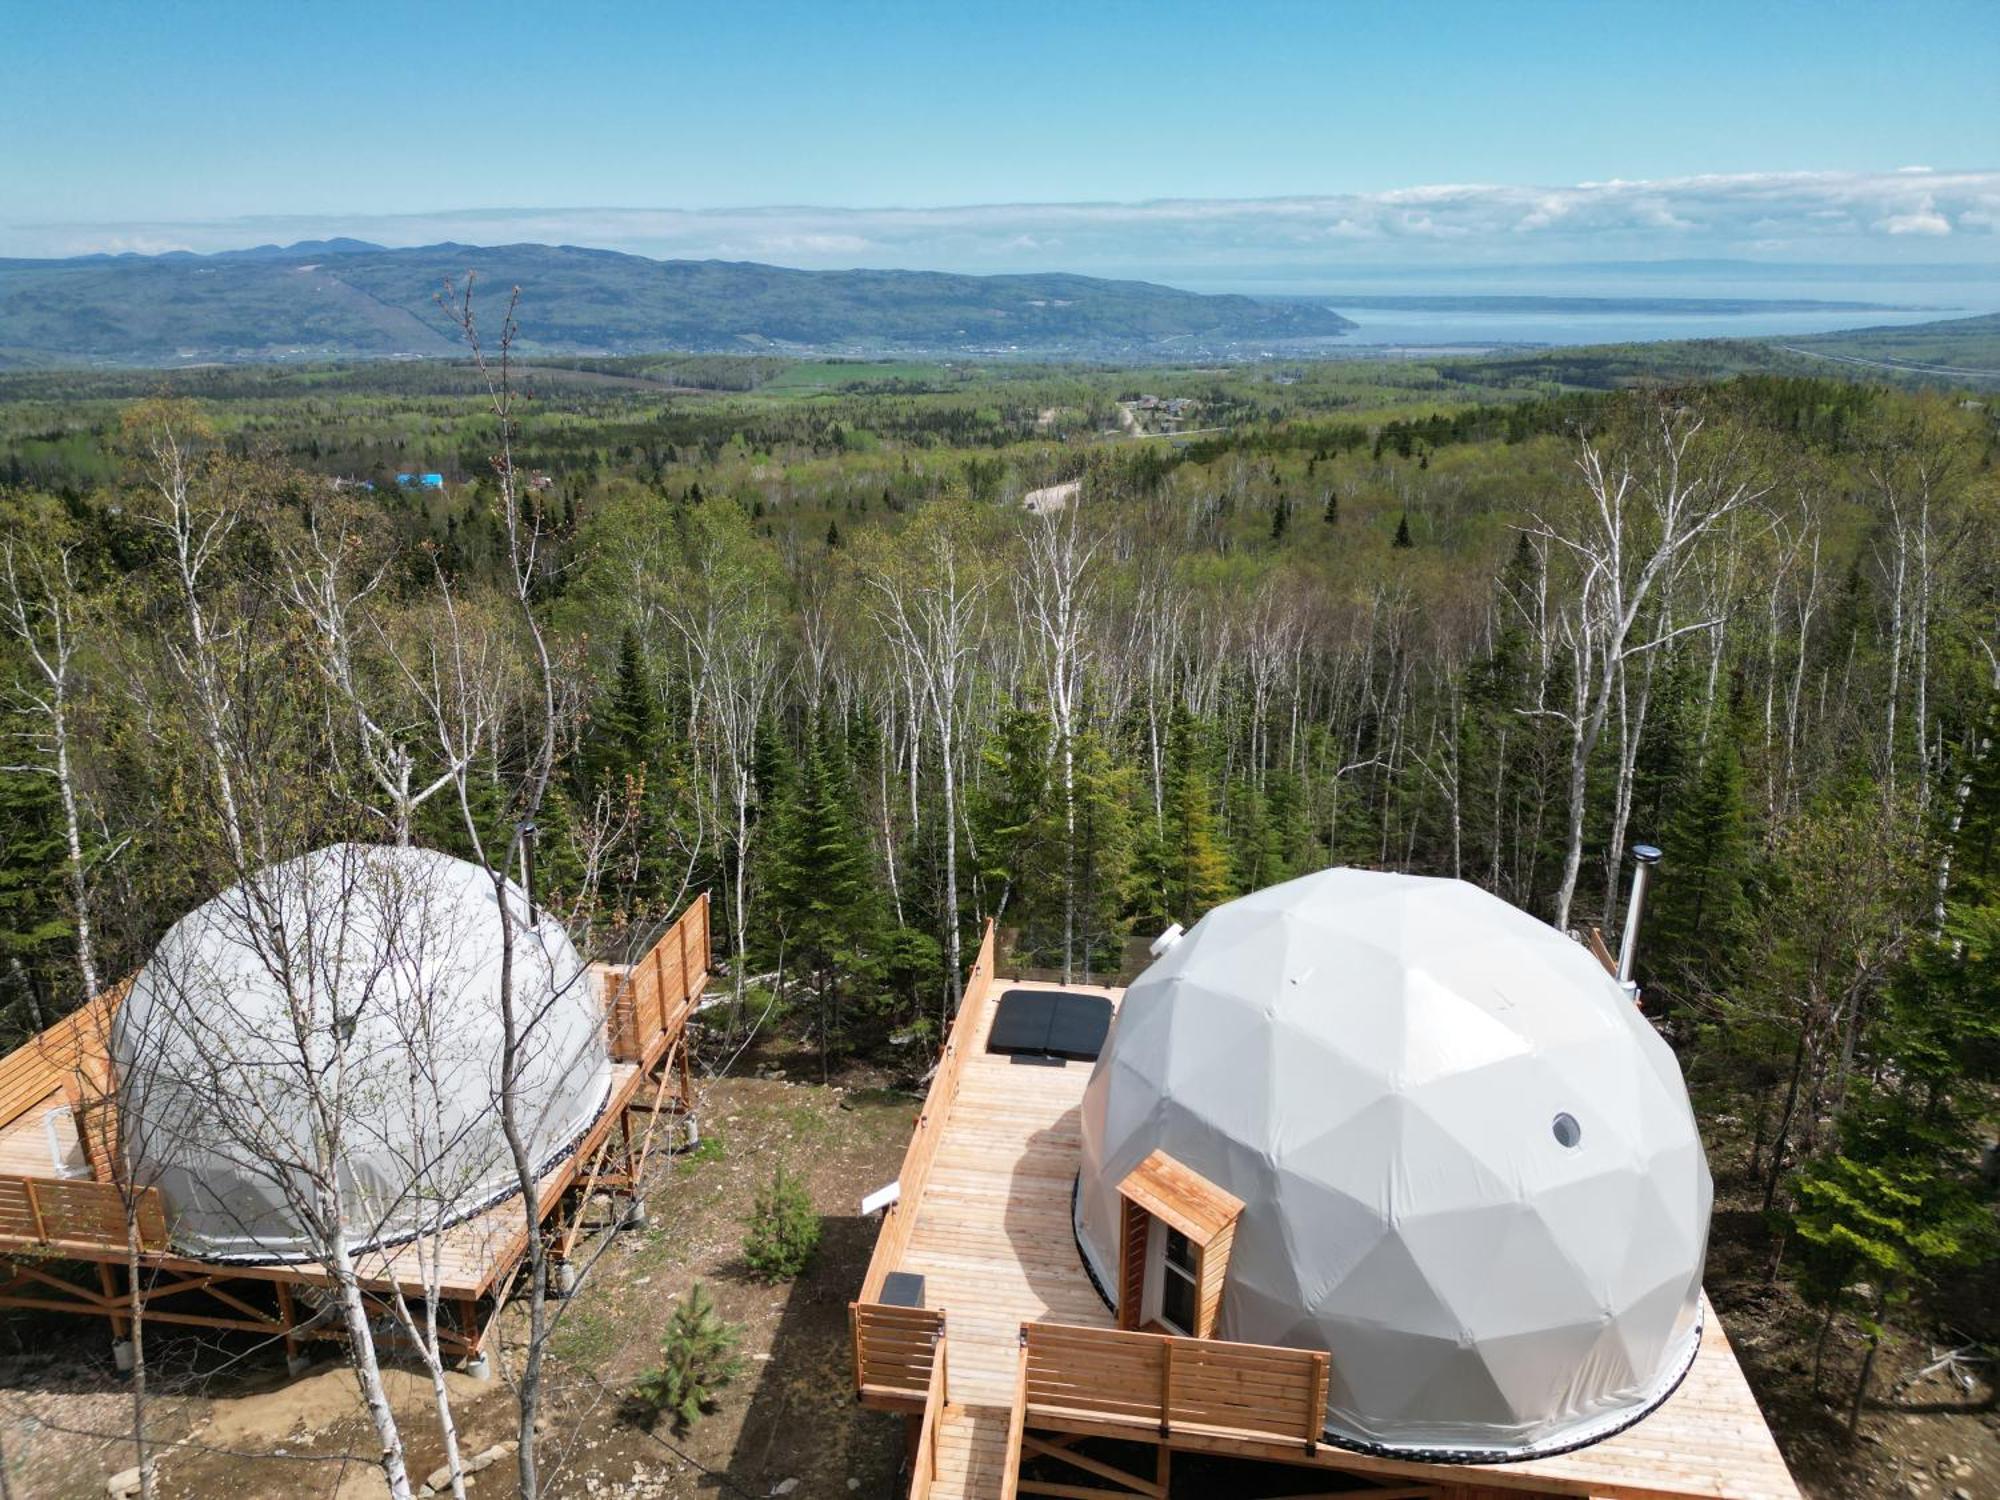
[0,764,71,1035]
[1392,514,1414,549]
[970,709,1053,948]
[1649,724,1753,991]
[1068,729,1137,975]
[1139,712,1232,923]
[589,626,656,791]
[765,717,886,1062]
[1322,490,1338,525]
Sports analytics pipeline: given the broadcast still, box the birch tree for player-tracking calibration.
[1528,406,1766,931]
[0,539,102,1001]
[1018,506,1100,981]
[861,502,989,1011]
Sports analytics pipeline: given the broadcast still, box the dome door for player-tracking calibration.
[1115,1149,1243,1339]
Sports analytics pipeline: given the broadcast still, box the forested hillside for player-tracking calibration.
[0,242,1354,365]
[0,329,1994,1485]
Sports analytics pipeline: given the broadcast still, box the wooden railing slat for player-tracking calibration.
[1020,1320,1325,1451]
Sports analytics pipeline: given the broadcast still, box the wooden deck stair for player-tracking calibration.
[924,1404,1015,1500]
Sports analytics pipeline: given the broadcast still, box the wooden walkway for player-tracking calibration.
[895,981,1119,1496]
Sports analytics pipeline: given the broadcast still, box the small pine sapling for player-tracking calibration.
[742,1162,822,1281]
[630,1283,743,1432]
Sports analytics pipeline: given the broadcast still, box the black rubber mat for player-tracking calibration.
[987,987,1113,1061]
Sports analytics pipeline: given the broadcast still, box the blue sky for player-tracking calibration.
[3,0,1996,275]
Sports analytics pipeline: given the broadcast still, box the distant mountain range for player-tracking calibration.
[0,241,1356,367]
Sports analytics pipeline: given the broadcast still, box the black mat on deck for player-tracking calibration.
[986,987,1113,1062]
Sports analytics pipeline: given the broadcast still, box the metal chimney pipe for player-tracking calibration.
[516,819,540,925]
[1616,844,1662,989]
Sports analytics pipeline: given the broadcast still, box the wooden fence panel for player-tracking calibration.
[607,896,710,1062]
[1021,1320,1326,1449]
[0,1174,166,1251]
[0,984,125,1130]
[850,1301,943,1399]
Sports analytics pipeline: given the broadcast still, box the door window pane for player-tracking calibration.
[1159,1225,1199,1333]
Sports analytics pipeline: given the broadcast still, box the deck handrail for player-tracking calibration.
[999,1339,1027,1500]
[605,893,710,1063]
[849,1299,944,1406]
[907,1325,950,1500]
[0,1173,167,1252]
[857,919,998,1303]
[1019,1319,1327,1454]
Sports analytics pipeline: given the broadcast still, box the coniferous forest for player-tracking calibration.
[0,332,1995,1479]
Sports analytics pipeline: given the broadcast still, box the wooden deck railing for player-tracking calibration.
[1020,1320,1329,1453]
[0,983,125,1143]
[607,893,710,1063]
[907,1327,950,1500]
[857,919,997,1304]
[1001,1342,1028,1500]
[0,1174,166,1252]
[850,1301,945,1408]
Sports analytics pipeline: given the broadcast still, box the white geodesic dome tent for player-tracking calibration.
[1074,868,1712,1460]
[113,843,612,1261]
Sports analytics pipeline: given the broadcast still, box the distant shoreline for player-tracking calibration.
[1282,294,1921,315]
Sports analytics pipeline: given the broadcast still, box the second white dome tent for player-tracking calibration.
[1073,867,1714,1460]
[113,843,614,1261]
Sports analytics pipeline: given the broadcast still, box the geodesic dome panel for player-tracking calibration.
[114,843,612,1261]
[1074,868,1711,1460]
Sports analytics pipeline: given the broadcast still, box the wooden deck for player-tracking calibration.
[0,895,709,1360]
[897,978,1122,1409]
[854,929,1803,1500]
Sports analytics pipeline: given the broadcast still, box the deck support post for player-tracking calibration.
[460,1299,492,1379]
[275,1280,312,1375]
[96,1261,129,1341]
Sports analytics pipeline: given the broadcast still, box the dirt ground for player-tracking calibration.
[0,1042,920,1500]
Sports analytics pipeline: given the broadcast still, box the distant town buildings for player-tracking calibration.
[395,472,446,491]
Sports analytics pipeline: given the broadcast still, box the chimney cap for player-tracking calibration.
[1631,843,1663,865]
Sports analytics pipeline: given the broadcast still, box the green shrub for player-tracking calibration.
[629,1283,742,1432]
[742,1162,821,1281]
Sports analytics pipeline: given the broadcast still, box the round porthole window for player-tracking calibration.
[1552,1112,1582,1148]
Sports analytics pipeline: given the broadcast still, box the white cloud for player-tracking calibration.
[5,169,1997,275]
[1876,197,1953,236]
